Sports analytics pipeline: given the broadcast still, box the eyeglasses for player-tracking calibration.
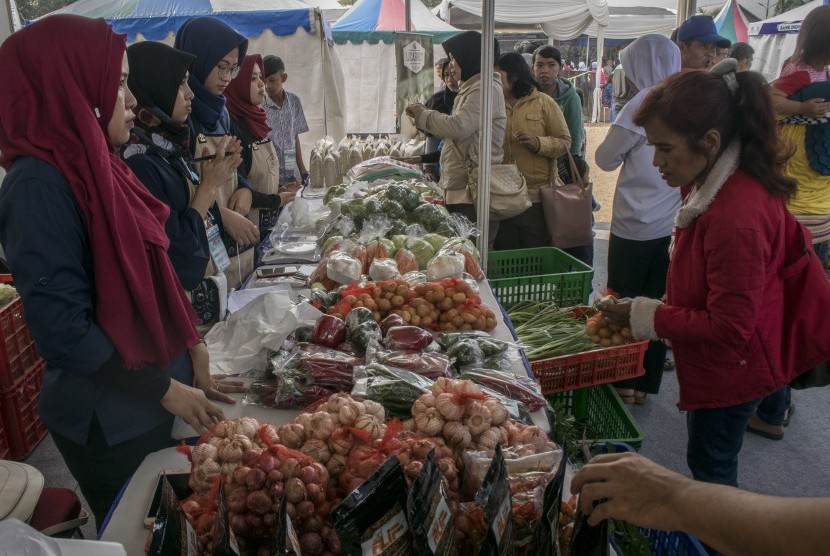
[216,63,241,79]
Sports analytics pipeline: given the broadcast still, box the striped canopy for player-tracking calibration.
[714,0,750,44]
[44,0,314,41]
[332,0,459,44]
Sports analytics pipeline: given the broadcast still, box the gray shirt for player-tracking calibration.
[263,91,309,185]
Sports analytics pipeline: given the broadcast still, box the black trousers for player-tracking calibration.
[51,416,174,530]
[493,202,550,251]
[607,233,671,394]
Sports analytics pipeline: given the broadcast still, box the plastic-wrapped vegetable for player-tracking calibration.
[407,451,459,555]
[313,314,347,348]
[326,251,362,284]
[332,456,413,555]
[446,339,485,370]
[394,249,419,274]
[383,325,434,351]
[460,368,549,412]
[323,152,339,187]
[368,349,453,380]
[352,363,434,418]
[426,250,465,281]
[369,258,402,282]
[380,314,407,336]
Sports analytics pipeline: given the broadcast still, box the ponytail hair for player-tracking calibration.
[632,69,796,199]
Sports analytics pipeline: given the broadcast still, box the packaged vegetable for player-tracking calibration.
[365,239,390,266]
[370,258,402,282]
[352,363,435,418]
[327,251,362,284]
[446,339,485,370]
[407,450,459,556]
[368,349,453,380]
[460,368,549,412]
[351,320,382,352]
[394,249,419,274]
[313,314,347,348]
[333,456,413,556]
[346,306,376,332]
[380,314,408,336]
[408,239,436,270]
[427,250,465,281]
[422,233,448,252]
[383,326,434,351]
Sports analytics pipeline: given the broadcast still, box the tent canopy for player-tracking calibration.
[438,0,678,40]
[46,0,315,41]
[748,0,830,81]
[714,0,749,43]
[332,0,460,44]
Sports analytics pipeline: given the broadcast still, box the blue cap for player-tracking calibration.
[677,15,731,48]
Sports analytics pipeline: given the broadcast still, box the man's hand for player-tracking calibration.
[571,452,688,530]
[229,187,253,216]
[514,131,540,152]
[219,206,259,246]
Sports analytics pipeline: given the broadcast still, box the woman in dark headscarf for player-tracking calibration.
[224,54,297,238]
[406,30,506,225]
[174,16,260,291]
[0,15,226,526]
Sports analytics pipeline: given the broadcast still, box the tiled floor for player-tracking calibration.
[19,228,830,545]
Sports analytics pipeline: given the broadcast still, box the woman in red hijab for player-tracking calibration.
[224,54,297,238]
[0,15,227,526]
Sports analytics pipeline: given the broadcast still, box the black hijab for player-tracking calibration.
[127,41,195,118]
[174,17,248,132]
[442,31,500,82]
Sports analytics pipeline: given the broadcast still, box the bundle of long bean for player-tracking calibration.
[508,302,597,360]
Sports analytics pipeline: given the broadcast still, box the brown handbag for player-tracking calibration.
[540,152,593,249]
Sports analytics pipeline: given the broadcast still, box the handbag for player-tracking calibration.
[780,216,830,389]
[449,141,531,221]
[540,152,593,249]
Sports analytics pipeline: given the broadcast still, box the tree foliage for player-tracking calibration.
[774,0,807,15]
[15,0,74,22]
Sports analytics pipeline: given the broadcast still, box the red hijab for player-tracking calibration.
[0,15,200,370]
[224,54,271,140]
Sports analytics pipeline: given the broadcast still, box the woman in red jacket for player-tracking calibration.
[599,61,830,486]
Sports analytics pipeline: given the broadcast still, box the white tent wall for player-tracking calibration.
[137,12,346,168]
[748,0,828,82]
[1,0,13,44]
[338,41,445,133]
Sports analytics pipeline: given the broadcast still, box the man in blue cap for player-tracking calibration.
[675,15,731,70]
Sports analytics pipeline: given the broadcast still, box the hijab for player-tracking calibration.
[174,17,248,133]
[224,55,271,140]
[126,41,195,158]
[615,34,681,136]
[0,15,200,369]
[442,30,500,82]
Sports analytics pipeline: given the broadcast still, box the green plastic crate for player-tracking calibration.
[487,247,593,309]
[546,384,645,451]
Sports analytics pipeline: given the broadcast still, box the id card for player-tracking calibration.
[283,147,297,174]
[205,214,231,273]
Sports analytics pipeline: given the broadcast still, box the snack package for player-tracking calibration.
[476,444,514,556]
[147,475,184,556]
[407,450,458,556]
[333,456,414,555]
[530,454,567,556]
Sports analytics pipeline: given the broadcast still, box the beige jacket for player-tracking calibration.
[413,73,506,205]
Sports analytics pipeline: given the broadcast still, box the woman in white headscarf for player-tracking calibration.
[594,34,681,404]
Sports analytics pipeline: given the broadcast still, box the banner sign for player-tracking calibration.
[395,33,434,135]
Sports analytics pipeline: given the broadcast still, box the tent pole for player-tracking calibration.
[592,25,605,123]
[476,0,495,272]
[405,0,411,31]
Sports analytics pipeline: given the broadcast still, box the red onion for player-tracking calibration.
[306,483,326,505]
[257,452,279,473]
[285,501,297,520]
[300,465,319,485]
[195,512,214,532]
[246,513,263,530]
[228,511,248,534]
[181,499,200,516]
[300,532,323,555]
[267,469,283,483]
[246,490,272,515]
[297,500,315,518]
[269,481,284,501]
[282,457,300,479]
[263,512,278,528]
[245,468,267,491]
[302,514,323,533]
[241,449,262,467]
[232,466,252,486]
[285,477,307,503]
[226,487,248,514]
[326,529,341,553]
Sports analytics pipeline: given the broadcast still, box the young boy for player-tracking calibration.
[262,55,309,187]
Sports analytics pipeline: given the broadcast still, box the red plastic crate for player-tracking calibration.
[0,297,42,390]
[531,339,649,395]
[0,360,48,460]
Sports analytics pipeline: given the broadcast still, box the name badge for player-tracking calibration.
[283,147,297,174]
[205,214,231,273]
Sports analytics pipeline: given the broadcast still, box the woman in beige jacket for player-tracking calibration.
[407,31,506,224]
[493,52,571,249]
